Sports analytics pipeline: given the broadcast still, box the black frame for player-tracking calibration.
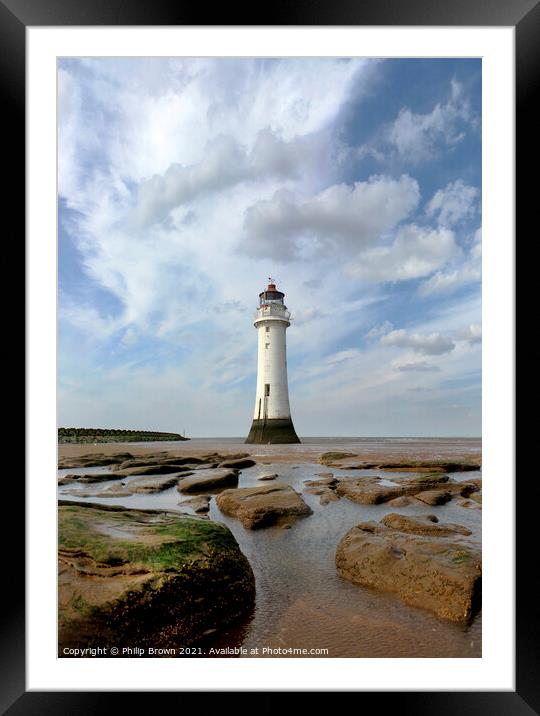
[10,0,533,712]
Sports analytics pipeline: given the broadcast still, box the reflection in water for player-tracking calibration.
[58,437,481,658]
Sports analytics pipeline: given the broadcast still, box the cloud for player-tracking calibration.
[387,80,474,164]
[366,320,393,339]
[455,323,482,345]
[131,129,336,228]
[396,361,441,372]
[425,180,479,227]
[243,174,420,261]
[419,265,481,295]
[380,329,455,355]
[419,225,481,295]
[347,224,459,282]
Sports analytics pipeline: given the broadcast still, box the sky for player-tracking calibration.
[58,57,481,437]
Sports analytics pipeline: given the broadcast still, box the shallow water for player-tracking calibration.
[58,437,481,658]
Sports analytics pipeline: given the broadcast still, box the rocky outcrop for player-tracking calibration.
[335,473,479,506]
[58,453,135,469]
[58,503,255,654]
[318,451,481,472]
[216,483,312,529]
[381,513,472,537]
[176,469,239,494]
[336,517,481,623]
[257,473,278,481]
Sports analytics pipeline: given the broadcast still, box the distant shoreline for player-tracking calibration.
[58,428,189,444]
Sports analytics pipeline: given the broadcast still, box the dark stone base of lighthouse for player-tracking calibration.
[245,418,301,444]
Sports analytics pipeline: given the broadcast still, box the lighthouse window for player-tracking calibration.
[264,384,270,396]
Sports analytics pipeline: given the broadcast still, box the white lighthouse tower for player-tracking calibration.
[245,279,300,444]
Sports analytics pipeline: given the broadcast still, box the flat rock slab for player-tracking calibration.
[113,456,209,471]
[304,476,338,487]
[216,483,313,529]
[458,498,482,510]
[126,474,188,494]
[178,495,211,513]
[58,453,135,469]
[415,489,453,506]
[58,503,255,653]
[319,489,340,505]
[381,513,472,537]
[177,469,239,494]
[64,473,120,484]
[335,474,478,506]
[114,464,194,477]
[336,519,481,623]
[320,454,481,472]
[218,458,256,469]
[257,474,278,481]
[334,477,409,505]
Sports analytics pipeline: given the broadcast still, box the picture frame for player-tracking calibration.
[10,0,531,710]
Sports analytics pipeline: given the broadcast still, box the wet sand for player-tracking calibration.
[59,436,481,465]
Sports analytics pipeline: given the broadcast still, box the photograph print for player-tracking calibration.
[57,56,482,659]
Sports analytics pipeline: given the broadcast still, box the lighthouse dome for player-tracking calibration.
[259,281,285,304]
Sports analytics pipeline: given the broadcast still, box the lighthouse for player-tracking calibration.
[245,280,300,444]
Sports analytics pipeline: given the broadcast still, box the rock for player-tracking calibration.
[458,499,481,510]
[58,476,77,485]
[318,451,357,466]
[470,492,482,504]
[65,473,120,484]
[304,476,338,487]
[178,495,211,514]
[216,483,312,529]
[303,486,328,495]
[391,473,450,486]
[335,477,402,504]
[335,474,477,506]
[202,452,250,462]
[58,503,255,653]
[335,520,481,623]
[257,473,278,481]
[377,461,481,473]
[113,456,209,471]
[177,469,239,494]
[114,464,194,477]
[58,453,135,469]
[126,474,188,494]
[386,496,413,507]
[315,472,334,478]
[381,513,472,536]
[218,458,256,469]
[415,489,453,506]
[319,490,340,505]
